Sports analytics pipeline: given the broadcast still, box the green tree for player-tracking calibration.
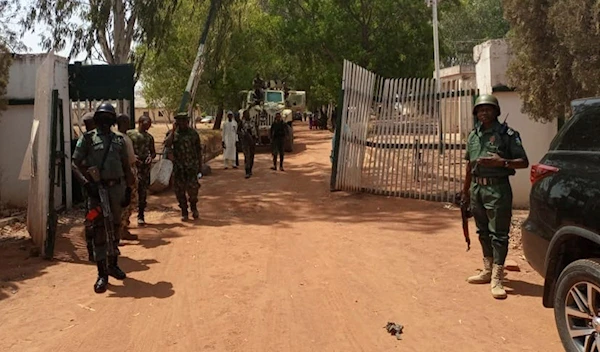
[439,0,510,66]
[503,0,600,121]
[21,0,179,80]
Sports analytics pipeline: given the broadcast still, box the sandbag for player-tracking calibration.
[149,157,173,194]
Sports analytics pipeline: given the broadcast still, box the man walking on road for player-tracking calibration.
[222,111,238,169]
[462,94,529,299]
[165,113,203,221]
[240,110,257,178]
[127,115,156,225]
[270,112,288,171]
[72,103,134,293]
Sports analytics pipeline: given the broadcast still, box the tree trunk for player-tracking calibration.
[213,102,224,130]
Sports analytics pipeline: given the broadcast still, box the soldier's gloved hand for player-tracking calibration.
[85,182,99,199]
[121,187,132,207]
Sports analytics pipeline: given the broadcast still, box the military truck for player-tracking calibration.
[239,85,306,152]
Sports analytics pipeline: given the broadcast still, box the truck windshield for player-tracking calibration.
[265,91,284,103]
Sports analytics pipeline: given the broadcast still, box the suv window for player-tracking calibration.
[553,104,600,152]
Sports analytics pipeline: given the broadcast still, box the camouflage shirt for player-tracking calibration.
[127,129,155,161]
[240,119,257,146]
[72,130,127,180]
[172,128,202,171]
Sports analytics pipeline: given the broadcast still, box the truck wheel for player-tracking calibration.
[284,125,294,152]
[554,258,600,352]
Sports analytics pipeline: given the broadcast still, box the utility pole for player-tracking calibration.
[177,0,220,117]
[426,0,441,94]
[426,0,443,153]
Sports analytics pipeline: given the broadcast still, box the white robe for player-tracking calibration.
[222,119,238,161]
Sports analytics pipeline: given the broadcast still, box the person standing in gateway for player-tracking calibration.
[462,94,529,300]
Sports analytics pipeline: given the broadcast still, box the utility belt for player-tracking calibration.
[100,178,122,187]
[473,176,509,186]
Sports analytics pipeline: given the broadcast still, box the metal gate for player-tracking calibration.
[331,60,477,203]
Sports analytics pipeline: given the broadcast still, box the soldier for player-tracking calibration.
[116,114,139,241]
[72,103,134,293]
[240,110,257,178]
[462,94,529,299]
[127,115,156,225]
[165,113,202,221]
[81,111,96,261]
[270,112,288,171]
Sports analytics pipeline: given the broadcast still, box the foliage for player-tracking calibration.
[0,43,11,112]
[439,0,510,66]
[142,0,445,114]
[504,0,600,121]
[21,0,179,79]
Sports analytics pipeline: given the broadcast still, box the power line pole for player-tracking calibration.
[426,0,441,94]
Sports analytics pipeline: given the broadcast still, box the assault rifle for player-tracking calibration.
[87,166,116,257]
[454,192,472,251]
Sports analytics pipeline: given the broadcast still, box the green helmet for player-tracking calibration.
[473,94,500,117]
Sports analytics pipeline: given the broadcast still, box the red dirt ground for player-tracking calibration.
[0,123,561,351]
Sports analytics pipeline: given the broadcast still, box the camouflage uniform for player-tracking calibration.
[73,129,127,262]
[171,128,202,216]
[127,129,155,221]
[240,119,257,177]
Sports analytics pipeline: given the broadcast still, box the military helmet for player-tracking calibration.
[174,112,189,120]
[94,102,117,124]
[473,94,500,116]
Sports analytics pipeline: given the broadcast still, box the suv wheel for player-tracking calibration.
[555,259,600,352]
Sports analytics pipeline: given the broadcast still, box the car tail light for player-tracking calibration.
[530,164,559,185]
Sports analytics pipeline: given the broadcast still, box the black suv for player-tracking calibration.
[522,97,600,352]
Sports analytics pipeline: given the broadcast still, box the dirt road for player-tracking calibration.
[0,124,562,351]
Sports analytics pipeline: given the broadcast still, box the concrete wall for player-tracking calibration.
[474,39,558,208]
[0,53,72,209]
[494,92,557,208]
[0,105,34,207]
[474,39,511,95]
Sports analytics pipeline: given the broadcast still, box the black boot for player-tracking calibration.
[107,256,126,280]
[137,211,145,226]
[190,203,199,219]
[94,260,109,294]
[181,208,189,221]
[271,156,277,170]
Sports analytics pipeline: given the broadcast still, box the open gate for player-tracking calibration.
[331,60,477,203]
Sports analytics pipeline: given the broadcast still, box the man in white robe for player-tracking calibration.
[221,111,239,169]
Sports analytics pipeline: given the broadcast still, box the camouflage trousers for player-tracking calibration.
[87,183,125,262]
[120,166,138,233]
[174,167,200,211]
[137,165,151,213]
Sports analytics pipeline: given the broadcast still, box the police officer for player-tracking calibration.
[462,94,529,299]
[81,111,96,261]
[165,113,203,221]
[72,103,135,293]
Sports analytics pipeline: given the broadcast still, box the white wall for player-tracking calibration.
[0,53,72,209]
[474,39,558,208]
[0,105,35,207]
[495,92,557,208]
[474,39,511,95]
[6,55,47,100]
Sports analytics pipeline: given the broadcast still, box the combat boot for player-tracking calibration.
[190,203,199,219]
[94,260,109,294]
[467,257,493,284]
[181,208,189,221]
[137,214,145,226]
[107,256,126,280]
[491,264,507,299]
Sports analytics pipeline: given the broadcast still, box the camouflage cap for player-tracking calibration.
[174,112,189,119]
